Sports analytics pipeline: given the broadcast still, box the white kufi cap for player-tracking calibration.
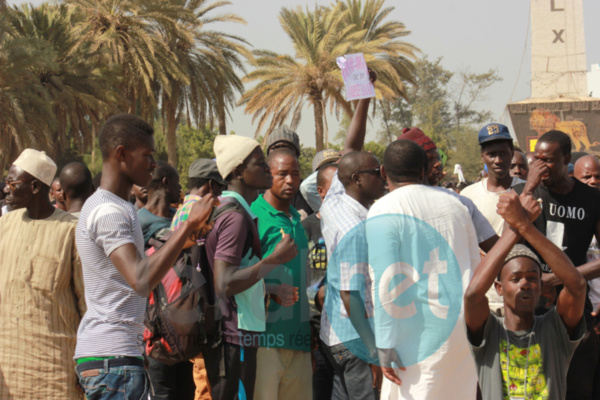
[13,149,57,186]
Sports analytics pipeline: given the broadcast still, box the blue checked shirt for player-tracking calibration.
[319,172,374,347]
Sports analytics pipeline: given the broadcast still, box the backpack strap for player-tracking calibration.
[210,201,240,223]
[215,197,262,259]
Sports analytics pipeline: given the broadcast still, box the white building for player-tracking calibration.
[588,64,600,98]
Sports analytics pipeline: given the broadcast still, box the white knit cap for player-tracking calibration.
[214,135,260,179]
[13,149,57,186]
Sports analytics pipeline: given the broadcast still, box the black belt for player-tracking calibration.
[76,357,145,373]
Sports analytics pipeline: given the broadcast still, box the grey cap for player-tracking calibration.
[266,126,300,156]
[188,158,226,185]
[504,244,541,267]
[312,149,342,172]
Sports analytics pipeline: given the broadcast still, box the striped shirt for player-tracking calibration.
[319,173,374,347]
[0,208,85,399]
[75,189,146,359]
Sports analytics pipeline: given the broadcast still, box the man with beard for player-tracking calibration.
[398,128,442,186]
[319,86,385,400]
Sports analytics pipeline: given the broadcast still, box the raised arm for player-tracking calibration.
[343,69,377,154]
[109,195,215,297]
[465,191,543,341]
[522,159,547,194]
[464,224,520,343]
[500,192,586,334]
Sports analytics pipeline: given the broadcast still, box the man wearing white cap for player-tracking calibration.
[202,135,298,400]
[0,148,86,399]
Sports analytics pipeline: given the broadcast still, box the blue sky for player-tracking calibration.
[10,0,600,147]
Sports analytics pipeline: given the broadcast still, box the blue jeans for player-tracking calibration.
[77,360,150,400]
[326,340,379,400]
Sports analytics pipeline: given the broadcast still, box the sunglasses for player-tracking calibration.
[353,167,381,176]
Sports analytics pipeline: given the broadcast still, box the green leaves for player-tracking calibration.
[377,57,502,182]
[239,0,418,152]
[0,0,247,172]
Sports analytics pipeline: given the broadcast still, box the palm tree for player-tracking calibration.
[0,24,55,170]
[65,0,188,121]
[5,3,121,162]
[158,0,248,167]
[239,3,352,152]
[338,0,418,100]
[239,0,418,151]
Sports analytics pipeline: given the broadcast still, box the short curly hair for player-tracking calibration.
[99,114,154,160]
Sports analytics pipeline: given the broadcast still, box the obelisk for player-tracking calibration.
[531,0,588,98]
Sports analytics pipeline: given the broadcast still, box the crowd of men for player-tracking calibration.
[1,83,600,400]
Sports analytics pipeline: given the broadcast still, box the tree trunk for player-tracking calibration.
[218,101,227,135]
[165,99,179,168]
[91,124,98,168]
[313,94,325,152]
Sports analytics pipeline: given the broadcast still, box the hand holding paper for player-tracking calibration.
[337,53,376,101]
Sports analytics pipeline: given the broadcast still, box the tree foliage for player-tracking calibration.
[377,57,501,181]
[157,0,248,167]
[239,0,418,152]
[0,0,246,172]
[154,122,217,190]
[378,57,453,148]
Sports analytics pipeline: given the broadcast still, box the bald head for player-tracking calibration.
[59,162,94,207]
[337,151,386,206]
[574,155,600,190]
[316,163,337,201]
[338,152,377,187]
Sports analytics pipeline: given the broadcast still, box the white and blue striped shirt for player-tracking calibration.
[319,173,374,347]
[74,189,146,359]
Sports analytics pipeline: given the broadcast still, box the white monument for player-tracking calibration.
[509,0,600,155]
[531,0,588,98]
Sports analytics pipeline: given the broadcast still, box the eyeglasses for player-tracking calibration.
[353,167,381,176]
[5,179,33,191]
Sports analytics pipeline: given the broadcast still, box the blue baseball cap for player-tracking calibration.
[477,123,513,145]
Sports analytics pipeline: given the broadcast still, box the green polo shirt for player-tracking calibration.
[251,194,311,352]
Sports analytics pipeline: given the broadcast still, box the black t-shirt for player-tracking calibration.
[514,179,600,271]
[514,179,600,322]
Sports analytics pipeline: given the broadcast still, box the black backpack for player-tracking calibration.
[143,201,243,365]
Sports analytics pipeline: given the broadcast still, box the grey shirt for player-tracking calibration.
[468,307,585,400]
